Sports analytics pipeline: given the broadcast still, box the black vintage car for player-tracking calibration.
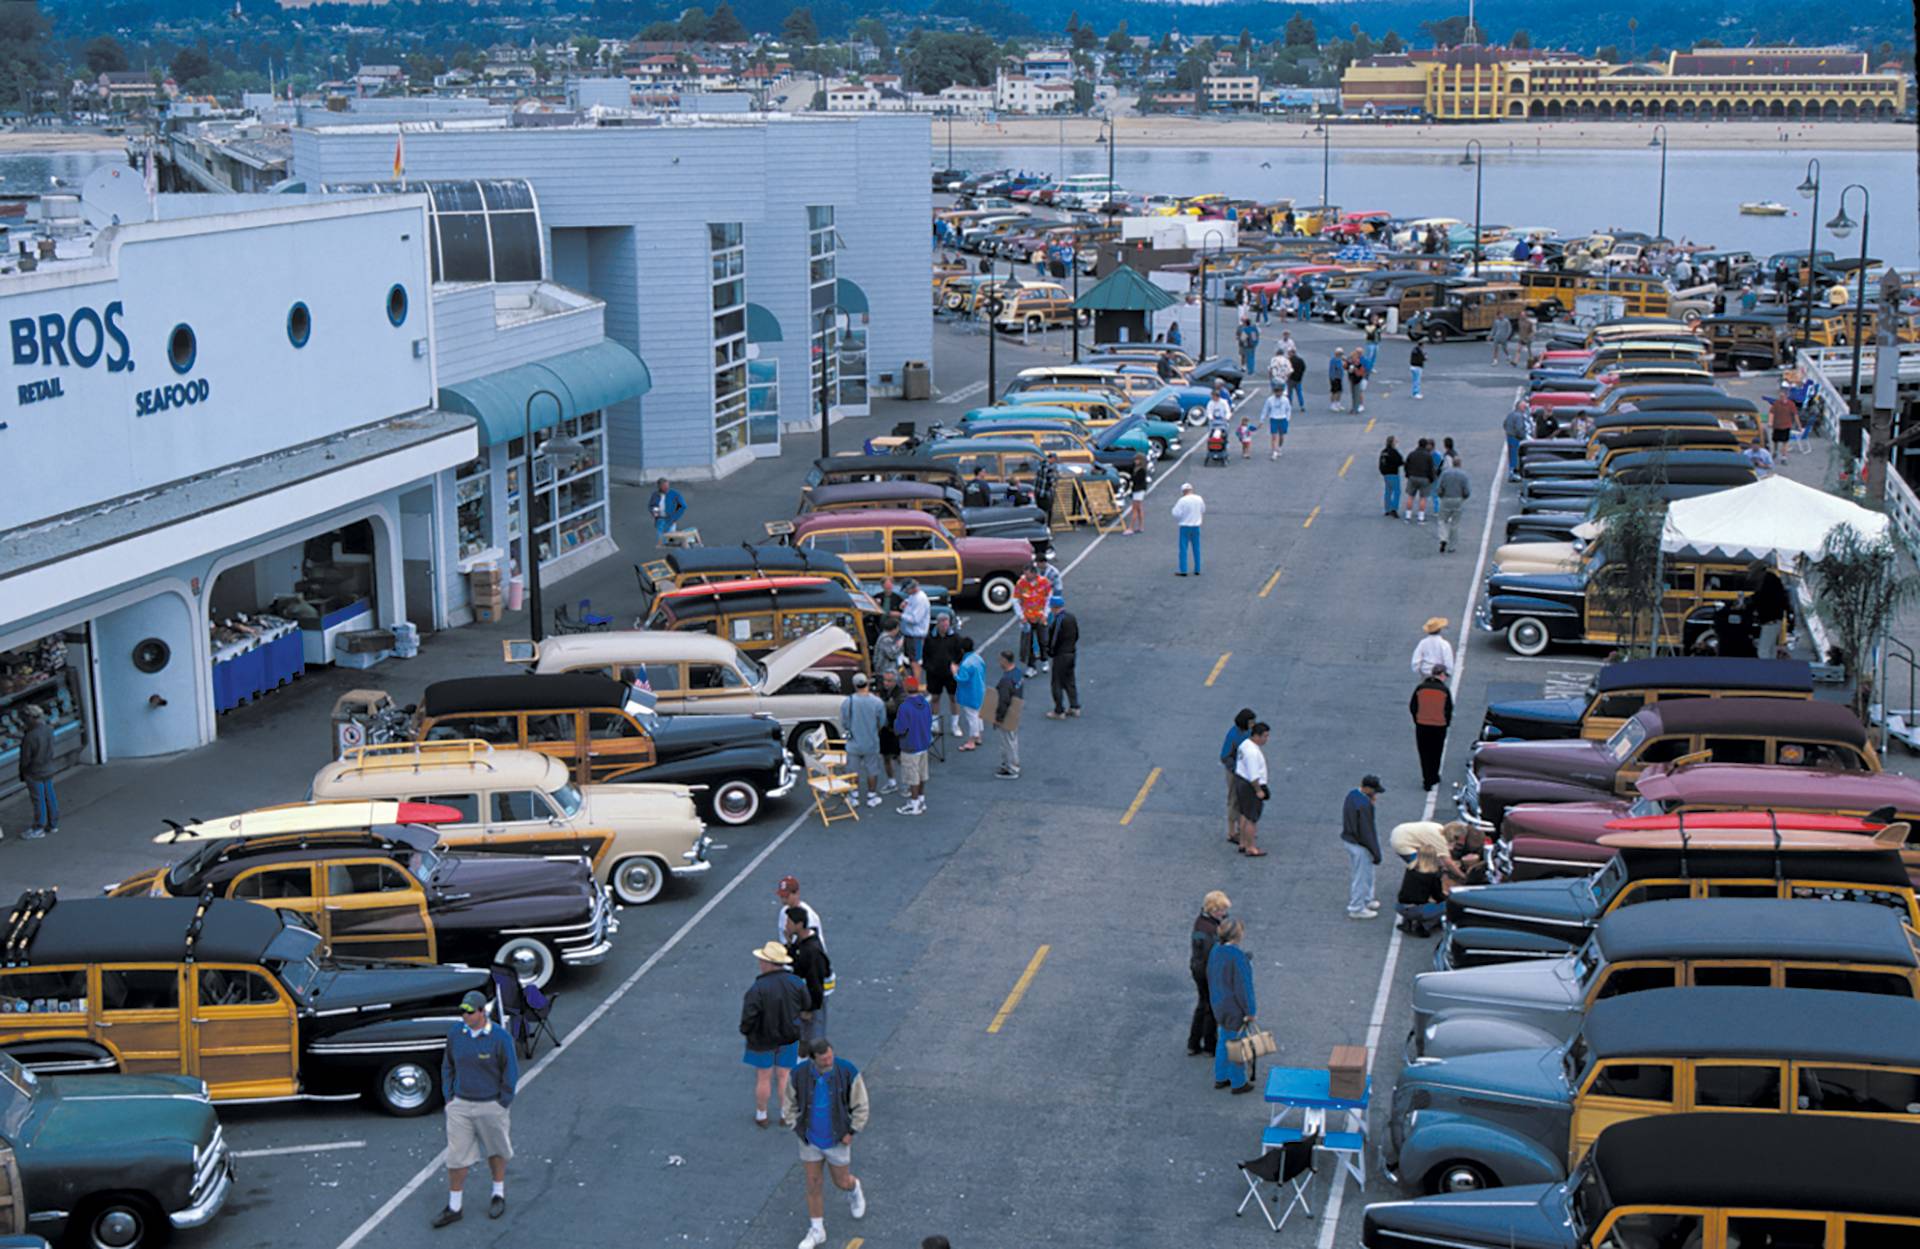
[1518,449,1755,511]
[108,818,613,988]
[0,1049,229,1249]
[0,895,488,1117]
[1518,412,1739,467]
[1519,428,1743,481]
[1361,1114,1918,1249]
[1478,657,1814,743]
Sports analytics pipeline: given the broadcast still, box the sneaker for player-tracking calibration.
[866,795,883,808]
[1024,666,1037,678]
[849,1181,866,1220]
[896,801,925,816]
[1040,660,1051,672]
[21,828,44,840]
[1347,909,1375,920]
[798,1229,827,1249]
[879,780,898,795]
[1045,711,1066,720]
[1067,708,1082,717]
[1364,902,1382,914]
[1270,451,1279,460]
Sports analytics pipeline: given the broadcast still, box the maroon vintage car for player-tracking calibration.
[1504,761,1920,881]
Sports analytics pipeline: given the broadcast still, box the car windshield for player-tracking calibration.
[1567,1153,1608,1239]
[263,920,325,997]
[164,836,237,893]
[624,690,661,728]
[408,846,451,885]
[1605,717,1648,764]
[0,1054,35,1136]
[550,784,585,818]
[1588,856,1628,907]
[736,652,767,687]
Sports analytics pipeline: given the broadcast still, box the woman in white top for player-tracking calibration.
[1232,723,1272,858]
[1411,617,1454,678]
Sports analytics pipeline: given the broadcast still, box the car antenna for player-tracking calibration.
[1,891,32,966]
[1769,809,1783,884]
[1675,809,1689,878]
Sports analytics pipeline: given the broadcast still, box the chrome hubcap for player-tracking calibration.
[717,784,756,820]
[384,1063,432,1111]
[1441,1167,1484,1193]
[618,859,661,900]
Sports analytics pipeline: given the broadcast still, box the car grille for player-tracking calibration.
[192,1126,228,1202]
[1455,768,1481,818]
[553,888,613,954]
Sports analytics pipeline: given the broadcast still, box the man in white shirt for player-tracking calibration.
[1411,617,1454,678]
[897,579,931,670]
[1261,387,1292,460]
[1171,483,1206,576]
[1231,721,1271,855]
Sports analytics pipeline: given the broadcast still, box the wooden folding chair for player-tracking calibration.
[806,737,860,826]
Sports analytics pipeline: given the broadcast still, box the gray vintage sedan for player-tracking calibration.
[1410,898,1919,1061]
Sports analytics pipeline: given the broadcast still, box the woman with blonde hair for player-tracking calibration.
[1206,917,1257,1093]
[1186,891,1231,1058]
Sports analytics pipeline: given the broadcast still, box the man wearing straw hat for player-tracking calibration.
[741,941,809,1129]
[1411,617,1454,679]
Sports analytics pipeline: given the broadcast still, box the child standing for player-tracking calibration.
[1236,415,1255,459]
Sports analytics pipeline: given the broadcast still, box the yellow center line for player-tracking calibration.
[1205,652,1231,686]
[848,1241,864,1249]
[1257,567,1284,598]
[1338,453,1354,477]
[987,945,1051,1034]
[1119,766,1162,825]
[1303,505,1321,528]
[1364,417,1376,433]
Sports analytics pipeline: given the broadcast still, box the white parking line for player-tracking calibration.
[235,1140,368,1159]
[937,380,989,405]
[1315,449,1505,1249]
[332,806,815,1249]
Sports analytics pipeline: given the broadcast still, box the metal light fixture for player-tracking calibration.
[1647,135,1661,147]
[1826,208,1856,239]
[540,433,587,473]
[1796,173,1819,200]
[1458,150,1476,166]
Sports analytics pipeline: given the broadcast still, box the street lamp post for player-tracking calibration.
[522,388,584,644]
[1649,124,1668,240]
[945,113,953,170]
[1795,159,1822,356]
[1826,184,1871,409]
[1070,236,1081,362]
[1460,140,1483,277]
[816,302,848,459]
[1317,122,1330,220]
[1200,227,1225,363]
[986,266,1002,402]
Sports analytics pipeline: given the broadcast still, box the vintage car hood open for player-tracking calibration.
[758,625,856,693]
[1363,1184,1569,1249]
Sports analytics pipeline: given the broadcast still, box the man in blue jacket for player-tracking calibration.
[648,477,688,543]
[435,991,518,1227]
[1206,918,1257,1093]
[1342,775,1385,920]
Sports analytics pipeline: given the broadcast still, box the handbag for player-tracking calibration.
[1228,1028,1277,1065]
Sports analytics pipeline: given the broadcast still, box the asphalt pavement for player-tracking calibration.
[4,302,1583,1249]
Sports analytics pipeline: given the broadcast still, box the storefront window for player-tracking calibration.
[1,633,84,798]
[808,205,837,427]
[454,456,491,561]
[748,356,780,448]
[711,221,749,459]
[508,411,609,567]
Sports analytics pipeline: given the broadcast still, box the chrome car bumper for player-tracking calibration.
[768,755,799,799]
[173,1132,234,1229]
[673,833,715,876]
[553,888,619,967]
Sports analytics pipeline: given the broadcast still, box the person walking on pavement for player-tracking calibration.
[1409,340,1426,400]
[648,477,688,544]
[1328,348,1346,412]
[1220,708,1255,843]
[784,908,832,1044]
[1172,483,1205,576]
[1413,617,1455,678]
[1342,776,1385,920]
[1123,453,1148,536]
[897,580,931,672]
[893,676,934,814]
[775,875,826,947]
[923,614,961,736]
[1261,384,1291,460]
[1346,349,1368,414]
[1489,312,1513,365]
[1503,396,1533,482]
[1232,723,1272,857]
[1044,597,1080,719]
[1513,312,1535,366]
[1206,918,1258,1093]
[991,651,1024,779]
[839,674,887,809]
[1379,435,1405,518]
[876,668,904,794]
[1203,384,1232,430]
[1403,438,1436,523]
[742,942,809,1128]
[1267,342,1290,394]
[952,638,986,751]
[1434,453,1472,553]
[1015,561,1052,676]
[783,1038,870,1249]
[433,991,518,1227]
[17,704,57,839]
[1410,664,1454,792]
[1187,890,1231,1057]
[1287,350,1307,412]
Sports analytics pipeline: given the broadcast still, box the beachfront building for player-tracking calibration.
[290,111,930,483]
[1023,50,1075,82]
[1342,44,1908,120]
[995,75,1075,114]
[0,186,480,767]
[1202,75,1262,111]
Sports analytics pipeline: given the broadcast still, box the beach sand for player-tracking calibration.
[0,130,127,153]
[946,117,1914,152]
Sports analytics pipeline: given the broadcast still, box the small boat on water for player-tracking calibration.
[1740,201,1790,216]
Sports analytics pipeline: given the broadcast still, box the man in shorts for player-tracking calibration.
[892,674,934,815]
[434,991,517,1227]
[783,1038,870,1249]
[1769,384,1800,454]
[740,942,808,1129]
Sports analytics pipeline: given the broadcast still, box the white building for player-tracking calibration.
[826,83,878,111]
[995,75,1075,114]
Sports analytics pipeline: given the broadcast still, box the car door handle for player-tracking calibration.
[96,1019,113,1027]
[191,1017,209,1024]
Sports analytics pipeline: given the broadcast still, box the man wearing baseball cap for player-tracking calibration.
[891,673,934,816]
[433,990,517,1227]
[740,941,809,1128]
[1341,775,1386,920]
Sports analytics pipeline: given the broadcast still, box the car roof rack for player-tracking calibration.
[337,739,499,774]
[2,888,57,967]
[183,888,216,964]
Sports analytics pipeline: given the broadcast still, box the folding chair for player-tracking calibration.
[1237,1131,1318,1233]
[805,739,860,826]
[491,964,562,1060]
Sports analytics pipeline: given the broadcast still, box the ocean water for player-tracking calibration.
[951,142,1918,263]
[0,149,130,197]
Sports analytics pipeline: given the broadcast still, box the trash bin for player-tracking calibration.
[902,360,931,400]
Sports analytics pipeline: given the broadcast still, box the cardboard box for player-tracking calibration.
[473,602,502,624]
[1328,1045,1368,1100]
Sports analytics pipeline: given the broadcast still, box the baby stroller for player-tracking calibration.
[1204,424,1231,467]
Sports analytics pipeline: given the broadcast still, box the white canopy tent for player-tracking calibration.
[1660,475,1890,562]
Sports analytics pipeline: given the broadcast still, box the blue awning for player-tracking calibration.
[746,302,783,343]
[834,277,870,316]
[437,340,651,446]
